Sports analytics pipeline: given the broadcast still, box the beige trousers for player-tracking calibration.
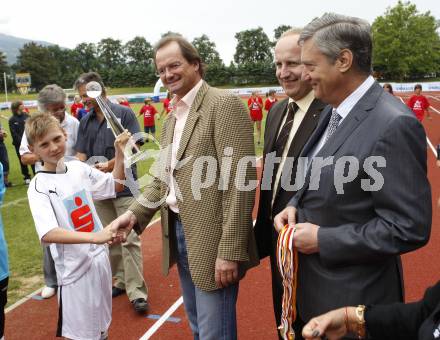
[94,196,148,301]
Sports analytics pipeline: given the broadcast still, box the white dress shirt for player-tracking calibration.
[166,79,204,213]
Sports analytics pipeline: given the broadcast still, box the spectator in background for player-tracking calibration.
[264,89,278,113]
[117,97,131,107]
[383,83,394,95]
[248,91,264,144]
[161,91,173,115]
[0,163,9,340]
[76,107,89,121]
[74,72,149,314]
[0,125,10,188]
[19,84,80,299]
[9,101,33,184]
[139,97,158,141]
[70,94,84,119]
[407,84,432,121]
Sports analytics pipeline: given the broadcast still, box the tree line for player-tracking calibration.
[1,1,439,93]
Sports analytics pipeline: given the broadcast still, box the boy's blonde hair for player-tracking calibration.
[25,113,62,145]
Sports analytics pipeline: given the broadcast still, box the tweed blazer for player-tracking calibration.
[129,81,259,291]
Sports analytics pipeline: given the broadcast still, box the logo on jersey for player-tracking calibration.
[63,189,101,232]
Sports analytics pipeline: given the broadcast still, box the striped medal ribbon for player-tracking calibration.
[276,225,298,340]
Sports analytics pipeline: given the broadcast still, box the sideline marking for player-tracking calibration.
[426,136,437,158]
[139,297,184,340]
[2,197,28,208]
[429,105,440,115]
[5,287,43,313]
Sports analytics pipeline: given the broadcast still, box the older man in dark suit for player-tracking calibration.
[254,29,325,337]
[275,13,431,339]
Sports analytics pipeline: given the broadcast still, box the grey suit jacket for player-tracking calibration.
[289,82,432,321]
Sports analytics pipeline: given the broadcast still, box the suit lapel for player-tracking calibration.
[315,82,381,158]
[274,99,325,199]
[298,82,383,200]
[265,99,289,153]
[286,98,325,160]
[175,82,208,161]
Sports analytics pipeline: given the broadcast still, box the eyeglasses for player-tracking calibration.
[156,61,184,77]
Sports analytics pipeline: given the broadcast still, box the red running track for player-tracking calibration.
[5,93,440,339]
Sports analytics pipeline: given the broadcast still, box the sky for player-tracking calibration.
[1,0,439,64]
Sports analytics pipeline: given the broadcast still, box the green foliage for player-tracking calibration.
[192,35,223,66]
[273,25,292,41]
[372,1,440,80]
[97,38,125,70]
[15,42,58,91]
[125,36,153,66]
[234,27,273,64]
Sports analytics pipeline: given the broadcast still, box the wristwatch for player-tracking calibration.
[355,305,366,339]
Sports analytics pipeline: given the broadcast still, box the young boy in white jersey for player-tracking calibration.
[26,113,130,340]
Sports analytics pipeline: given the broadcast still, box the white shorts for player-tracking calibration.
[57,249,112,340]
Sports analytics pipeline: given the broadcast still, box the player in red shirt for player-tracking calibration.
[117,97,131,107]
[407,84,432,121]
[264,89,278,113]
[70,95,84,119]
[248,91,263,145]
[139,97,158,141]
[161,92,173,116]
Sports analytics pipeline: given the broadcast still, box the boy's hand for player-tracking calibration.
[92,226,114,244]
[107,211,137,243]
[114,130,132,152]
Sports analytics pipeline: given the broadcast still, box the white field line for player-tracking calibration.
[139,297,184,340]
[2,197,28,208]
[428,95,440,102]
[5,287,43,313]
[429,105,440,115]
[426,137,437,158]
[398,97,405,104]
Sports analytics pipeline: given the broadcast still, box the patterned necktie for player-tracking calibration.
[324,109,342,143]
[271,102,299,191]
[274,102,299,157]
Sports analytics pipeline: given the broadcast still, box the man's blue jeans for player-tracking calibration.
[174,219,239,340]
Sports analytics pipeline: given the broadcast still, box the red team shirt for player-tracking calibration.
[407,95,430,121]
[140,104,158,127]
[264,97,278,112]
[248,96,263,121]
[70,102,84,118]
[163,98,172,114]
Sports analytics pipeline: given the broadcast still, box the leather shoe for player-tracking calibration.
[132,298,148,314]
[111,286,126,298]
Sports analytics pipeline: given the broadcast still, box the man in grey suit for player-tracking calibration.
[275,13,431,337]
[254,29,325,337]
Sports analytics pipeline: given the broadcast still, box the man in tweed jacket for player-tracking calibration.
[109,35,259,339]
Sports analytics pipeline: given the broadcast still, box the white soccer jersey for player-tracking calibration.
[27,160,115,285]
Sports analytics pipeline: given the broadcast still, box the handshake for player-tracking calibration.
[93,211,138,245]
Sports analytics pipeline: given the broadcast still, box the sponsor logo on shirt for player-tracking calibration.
[63,189,100,232]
